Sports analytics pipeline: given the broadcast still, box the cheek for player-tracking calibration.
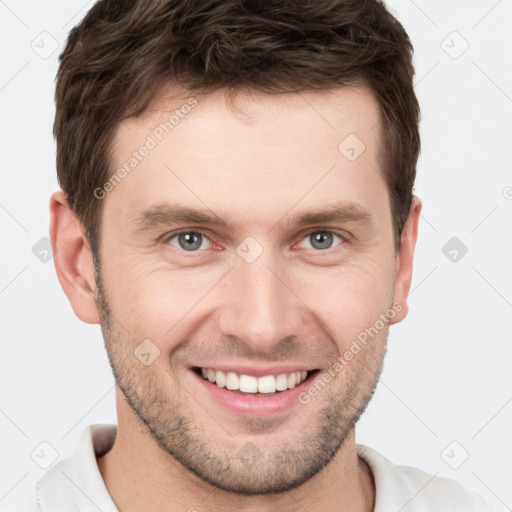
[292,259,394,349]
[102,244,395,355]
[104,259,220,344]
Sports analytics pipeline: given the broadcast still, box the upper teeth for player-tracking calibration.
[200,368,308,393]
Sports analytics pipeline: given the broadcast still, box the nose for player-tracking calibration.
[216,246,306,354]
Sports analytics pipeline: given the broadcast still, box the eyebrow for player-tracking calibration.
[131,200,373,234]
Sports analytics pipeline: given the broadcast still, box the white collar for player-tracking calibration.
[37,424,118,512]
[36,424,491,511]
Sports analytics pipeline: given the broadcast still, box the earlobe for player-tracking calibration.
[390,196,422,325]
[49,191,101,324]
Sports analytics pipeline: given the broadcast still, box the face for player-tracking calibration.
[94,86,403,494]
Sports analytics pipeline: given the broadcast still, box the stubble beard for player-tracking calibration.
[94,271,386,495]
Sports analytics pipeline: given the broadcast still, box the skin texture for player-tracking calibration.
[50,85,421,512]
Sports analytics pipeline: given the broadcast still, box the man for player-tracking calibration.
[36,0,493,510]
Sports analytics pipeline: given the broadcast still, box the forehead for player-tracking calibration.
[107,85,388,233]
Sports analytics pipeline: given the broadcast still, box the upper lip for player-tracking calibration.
[191,364,318,377]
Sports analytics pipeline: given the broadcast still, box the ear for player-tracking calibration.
[49,191,100,324]
[389,196,422,325]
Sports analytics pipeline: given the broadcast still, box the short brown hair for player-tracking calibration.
[54,0,420,258]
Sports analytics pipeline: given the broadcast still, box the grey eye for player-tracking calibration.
[168,232,212,251]
[299,231,343,251]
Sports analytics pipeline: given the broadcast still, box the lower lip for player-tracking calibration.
[190,369,316,417]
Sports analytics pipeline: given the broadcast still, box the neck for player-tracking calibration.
[97,396,375,512]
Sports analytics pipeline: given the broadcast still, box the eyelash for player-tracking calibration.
[163,229,347,255]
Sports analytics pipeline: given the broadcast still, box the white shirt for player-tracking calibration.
[23,424,494,511]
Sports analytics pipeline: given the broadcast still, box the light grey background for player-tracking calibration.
[1,0,511,510]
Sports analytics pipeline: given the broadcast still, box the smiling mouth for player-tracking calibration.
[193,367,319,394]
